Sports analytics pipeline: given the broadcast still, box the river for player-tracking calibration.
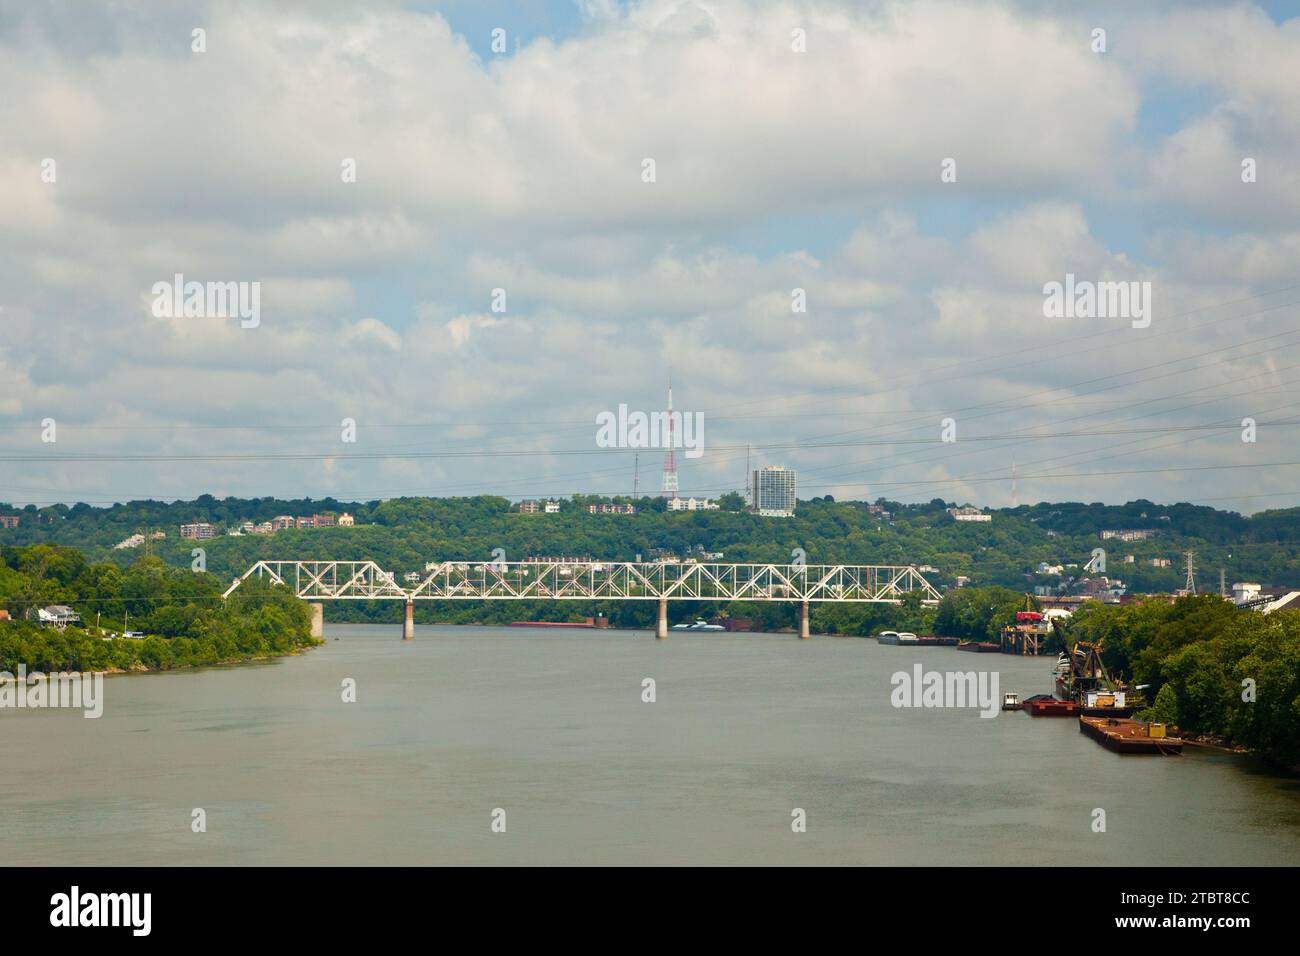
[3,624,1298,865]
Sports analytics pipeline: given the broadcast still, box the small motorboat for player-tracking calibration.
[670,619,725,631]
[1002,692,1021,711]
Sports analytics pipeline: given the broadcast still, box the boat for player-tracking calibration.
[1079,689,1134,718]
[1021,694,1078,716]
[670,620,725,631]
[1002,692,1021,711]
[1079,716,1183,755]
[956,641,1000,653]
[915,635,960,646]
[897,632,919,644]
[876,630,901,645]
[1055,642,1139,715]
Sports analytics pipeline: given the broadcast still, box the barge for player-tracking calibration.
[1022,694,1079,716]
[876,631,918,645]
[956,641,1001,653]
[1079,716,1183,755]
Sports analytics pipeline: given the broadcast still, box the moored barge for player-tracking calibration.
[956,641,1001,653]
[1022,694,1079,716]
[1079,716,1183,755]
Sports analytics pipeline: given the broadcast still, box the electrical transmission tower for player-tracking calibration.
[1184,550,1197,594]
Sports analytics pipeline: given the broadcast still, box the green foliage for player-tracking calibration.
[933,586,1033,640]
[1066,597,1300,769]
[1139,683,1179,725]
[5,495,1299,601]
[0,545,317,674]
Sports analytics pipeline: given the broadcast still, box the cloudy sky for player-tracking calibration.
[3,0,1299,512]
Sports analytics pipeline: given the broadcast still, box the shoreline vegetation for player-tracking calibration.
[4,541,1298,773]
[0,545,320,678]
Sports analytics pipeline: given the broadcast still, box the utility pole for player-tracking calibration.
[633,453,638,499]
[1220,568,1226,597]
[1184,550,1197,595]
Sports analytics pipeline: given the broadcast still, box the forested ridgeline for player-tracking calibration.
[4,495,1300,595]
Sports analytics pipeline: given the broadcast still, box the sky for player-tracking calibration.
[2,0,1300,512]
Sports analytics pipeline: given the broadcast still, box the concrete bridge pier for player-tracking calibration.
[309,602,324,639]
[402,598,415,641]
[656,598,668,640]
[799,600,810,640]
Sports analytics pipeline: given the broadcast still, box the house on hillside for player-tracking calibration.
[37,605,81,628]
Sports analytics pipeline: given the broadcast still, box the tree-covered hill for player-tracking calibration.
[3,494,1298,595]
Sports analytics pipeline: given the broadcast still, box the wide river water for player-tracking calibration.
[3,624,1298,865]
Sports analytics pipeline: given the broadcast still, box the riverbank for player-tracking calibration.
[0,642,322,681]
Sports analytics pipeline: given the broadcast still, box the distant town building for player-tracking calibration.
[115,530,165,549]
[0,515,20,529]
[588,503,637,514]
[866,504,891,520]
[750,466,797,517]
[252,521,274,534]
[544,501,561,513]
[517,500,539,514]
[271,515,296,531]
[337,513,355,526]
[1149,557,1171,568]
[180,522,217,540]
[667,497,718,512]
[947,507,991,523]
[1100,529,1156,542]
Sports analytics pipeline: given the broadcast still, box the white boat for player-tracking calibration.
[876,630,901,644]
[670,619,725,631]
[1002,692,1021,711]
[897,632,919,644]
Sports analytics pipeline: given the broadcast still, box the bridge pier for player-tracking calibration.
[309,602,324,639]
[402,598,415,641]
[656,598,668,640]
[799,600,810,640]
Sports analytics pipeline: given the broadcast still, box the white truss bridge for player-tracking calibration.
[223,559,941,639]
[224,559,940,603]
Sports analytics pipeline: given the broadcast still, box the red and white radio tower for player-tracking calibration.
[661,379,679,498]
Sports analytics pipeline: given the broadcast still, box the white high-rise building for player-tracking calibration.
[750,466,796,517]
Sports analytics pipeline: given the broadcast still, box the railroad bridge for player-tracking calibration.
[223,559,941,640]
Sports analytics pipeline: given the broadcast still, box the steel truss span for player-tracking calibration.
[223,560,941,604]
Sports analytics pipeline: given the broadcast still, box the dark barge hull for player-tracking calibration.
[1022,695,1079,716]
